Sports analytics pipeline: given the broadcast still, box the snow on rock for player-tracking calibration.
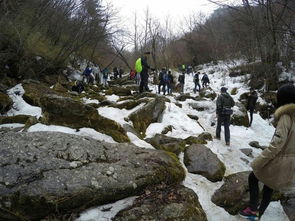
[6,84,42,118]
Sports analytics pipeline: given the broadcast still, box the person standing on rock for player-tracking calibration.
[239,83,295,221]
[215,87,235,146]
[193,72,201,93]
[247,89,258,127]
[201,73,210,88]
[167,70,174,94]
[138,54,151,93]
[178,71,185,93]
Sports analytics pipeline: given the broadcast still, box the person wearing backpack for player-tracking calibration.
[82,65,93,85]
[158,67,168,95]
[167,70,174,95]
[239,83,295,221]
[216,87,235,146]
[247,89,258,127]
[202,73,210,88]
[102,68,109,87]
[193,72,201,93]
[178,71,185,93]
[136,55,150,93]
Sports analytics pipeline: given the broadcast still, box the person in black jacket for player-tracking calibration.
[139,55,150,93]
[247,90,258,127]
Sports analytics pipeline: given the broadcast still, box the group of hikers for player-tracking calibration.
[215,83,295,221]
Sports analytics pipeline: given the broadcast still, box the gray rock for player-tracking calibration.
[281,194,295,221]
[249,141,261,149]
[240,148,253,158]
[211,171,284,215]
[187,114,199,121]
[0,92,13,114]
[0,131,185,220]
[184,144,225,182]
[231,103,249,127]
[129,97,166,137]
[113,185,208,221]
[145,134,186,155]
[175,93,197,102]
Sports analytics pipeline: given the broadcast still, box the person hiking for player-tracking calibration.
[102,68,109,87]
[158,67,168,95]
[72,80,84,94]
[247,89,258,127]
[216,87,235,146]
[119,67,124,78]
[113,67,119,79]
[82,65,93,85]
[129,69,136,80]
[193,72,201,93]
[178,71,185,93]
[202,73,210,88]
[239,83,295,221]
[167,70,174,94]
[138,55,151,93]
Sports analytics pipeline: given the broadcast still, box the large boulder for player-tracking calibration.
[184,144,225,182]
[39,94,129,143]
[281,194,295,221]
[211,171,251,214]
[105,86,132,96]
[0,115,31,124]
[0,131,185,220]
[0,92,13,114]
[110,99,149,110]
[145,134,186,155]
[231,103,249,127]
[211,171,283,215]
[128,97,166,137]
[175,93,198,102]
[113,185,208,221]
[199,88,217,100]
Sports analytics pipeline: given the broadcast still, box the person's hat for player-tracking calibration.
[221,87,228,92]
[277,83,295,107]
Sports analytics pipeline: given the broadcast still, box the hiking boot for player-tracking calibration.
[226,142,230,146]
[239,207,259,220]
[215,136,220,140]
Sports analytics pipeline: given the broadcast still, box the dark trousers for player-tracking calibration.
[249,172,273,217]
[216,114,230,143]
[194,81,201,92]
[249,109,254,126]
[158,82,166,94]
[139,80,149,93]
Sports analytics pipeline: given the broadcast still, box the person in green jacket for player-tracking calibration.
[215,87,235,146]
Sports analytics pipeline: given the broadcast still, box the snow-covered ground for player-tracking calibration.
[1,60,291,221]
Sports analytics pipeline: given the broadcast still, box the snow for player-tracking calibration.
[5,84,42,118]
[0,60,291,221]
[77,197,136,221]
[0,123,25,128]
[27,123,116,143]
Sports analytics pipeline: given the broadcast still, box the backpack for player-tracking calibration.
[163,72,169,83]
[135,58,142,73]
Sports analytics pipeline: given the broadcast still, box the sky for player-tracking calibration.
[109,0,220,34]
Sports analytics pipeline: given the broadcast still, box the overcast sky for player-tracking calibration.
[109,0,221,33]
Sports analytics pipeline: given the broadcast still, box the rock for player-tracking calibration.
[145,134,186,155]
[0,115,32,124]
[211,171,251,214]
[185,136,207,145]
[135,92,157,99]
[187,114,199,121]
[52,82,68,93]
[0,92,13,114]
[0,131,185,220]
[105,86,132,96]
[175,102,182,108]
[211,171,284,215]
[240,148,253,158]
[199,88,217,100]
[161,125,173,135]
[39,94,129,143]
[129,97,166,137]
[175,93,196,102]
[189,103,207,111]
[198,132,213,141]
[113,185,207,221]
[111,99,149,110]
[240,158,250,164]
[184,144,225,182]
[231,88,238,95]
[231,103,249,127]
[281,194,295,221]
[249,141,261,149]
